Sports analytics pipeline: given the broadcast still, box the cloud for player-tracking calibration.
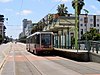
[96,10,100,14]
[5,8,13,11]
[0,0,13,3]
[90,5,97,10]
[90,5,100,15]
[17,10,32,16]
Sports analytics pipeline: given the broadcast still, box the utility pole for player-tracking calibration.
[83,9,89,50]
[75,0,78,50]
[72,0,84,50]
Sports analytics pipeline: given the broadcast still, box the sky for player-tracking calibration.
[0,0,100,39]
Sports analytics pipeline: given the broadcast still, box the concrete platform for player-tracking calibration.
[89,52,100,63]
[54,48,89,62]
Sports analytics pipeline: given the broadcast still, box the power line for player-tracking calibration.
[20,0,23,11]
[6,25,21,26]
[48,0,63,13]
[38,0,63,21]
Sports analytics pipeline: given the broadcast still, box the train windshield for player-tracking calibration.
[41,34,51,45]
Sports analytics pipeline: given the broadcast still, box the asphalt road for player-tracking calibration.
[1,42,100,75]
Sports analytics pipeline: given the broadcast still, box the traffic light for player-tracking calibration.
[0,15,4,22]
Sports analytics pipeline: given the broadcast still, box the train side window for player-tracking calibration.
[34,36,36,43]
[36,34,40,44]
[31,37,32,43]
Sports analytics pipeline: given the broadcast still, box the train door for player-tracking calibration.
[49,34,53,48]
[36,34,40,49]
[34,34,40,54]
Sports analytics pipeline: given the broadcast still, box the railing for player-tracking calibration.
[78,41,100,54]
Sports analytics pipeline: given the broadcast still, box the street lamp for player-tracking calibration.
[83,9,89,50]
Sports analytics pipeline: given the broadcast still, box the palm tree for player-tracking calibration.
[72,0,85,15]
[57,4,68,16]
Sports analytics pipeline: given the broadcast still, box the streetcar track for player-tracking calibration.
[0,43,13,73]
[22,52,43,75]
[14,44,44,75]
[44,56,100,74]
[12,43,100,75]
[13,44,16,75]
[15,51,35,75]
[21,43,100,74]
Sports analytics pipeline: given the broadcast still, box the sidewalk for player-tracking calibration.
[54,48,88,52]
[54,48,100,63]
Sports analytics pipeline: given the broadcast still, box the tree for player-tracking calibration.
[18,36,27,43]
[72,0,85,15]
[81,28,100,41]
[57,4,68,16]
[0,15,4,22]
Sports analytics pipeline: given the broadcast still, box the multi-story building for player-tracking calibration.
[19,32,24,39]
[0,22,3,35]
[22,19,32,36]
[0,14,6,38]
[25,23,37,36]
[79,15,100,39]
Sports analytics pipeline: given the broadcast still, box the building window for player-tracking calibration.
[80,18,83,21]
[97,24,99,27]
[97,19,99,22]
[84,24,86,26]
[80,24,83,26]
[90,19,93,22]
[97,29,99,33]
[81,29,83,35]
[90,24,93,27]
[85,29,87,32]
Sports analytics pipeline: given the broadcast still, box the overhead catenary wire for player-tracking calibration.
[7,0,24,26]
[48,0,63,13]
[6,25,21,26]
[20,0,23,11]
[7,0,63,29]
[38,0,63,22]
[6,0,24,38]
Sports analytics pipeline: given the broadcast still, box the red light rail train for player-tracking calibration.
[26,32,54,55]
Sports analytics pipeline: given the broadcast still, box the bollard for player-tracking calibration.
[87,41,91,52]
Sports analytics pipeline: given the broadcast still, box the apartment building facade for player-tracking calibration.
[0,15,4,37]
[79,15,100,39]
[22,19,32,36]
